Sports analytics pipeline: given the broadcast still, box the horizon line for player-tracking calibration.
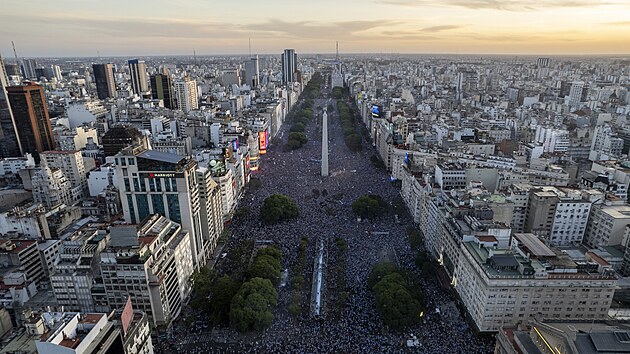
[5,52,630,60]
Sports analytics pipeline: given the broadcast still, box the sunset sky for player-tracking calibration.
[1,0,630,57]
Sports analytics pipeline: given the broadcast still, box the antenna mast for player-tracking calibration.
[248,38,252,57]
[336,41,339,62]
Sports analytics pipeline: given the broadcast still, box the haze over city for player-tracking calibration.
[2,0,630,56]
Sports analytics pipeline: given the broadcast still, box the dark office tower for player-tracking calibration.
[150,74,175,109]
[22,59,38,80]
[102,126,146,157]
[6,83,55,163]
[244,56,260,88]
[128,59,149,95]
[93,63,116,99]
[0,57,21,158]
[281,49,297,84]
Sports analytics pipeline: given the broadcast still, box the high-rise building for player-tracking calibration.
[150,74,175,109]
[128,59,149,95]
[114,148,209,268]
[568,81,585,107]
[22,59,38,80]
[100,216,194,327]
[244,56,260,88]
[93,63,116,99]
[281,49,297,84]
[196,167,224,266]
[173,77,198,112]
[6,82,55,163]
[0,56,21,158]
[50,231,108,312]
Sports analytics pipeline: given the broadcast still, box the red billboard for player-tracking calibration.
[121,297,133,336]
[259,131,267,154]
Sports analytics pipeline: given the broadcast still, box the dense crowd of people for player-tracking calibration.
[161,86,494,353]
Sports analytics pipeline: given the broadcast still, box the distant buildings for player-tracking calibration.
[244,56,260,88]
[173,77,198,112]
[92,63,116,99]
[128,59,149,95]
[150,74,175,109]
[281,49,297,84]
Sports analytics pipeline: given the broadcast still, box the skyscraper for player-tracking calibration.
[281,49,297,84]
[173,77,198,112]
[21,59,38,80]
[6,82,55,162]
[128,59,148,95]
[150,74,175,109]
[244,56,260,88]
[93,63,116,100]
[0,56,21,158]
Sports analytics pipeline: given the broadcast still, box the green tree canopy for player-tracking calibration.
[260,194,299,224]
[368,263,424,330]
[351,194,388,219]
[230,277,278,332]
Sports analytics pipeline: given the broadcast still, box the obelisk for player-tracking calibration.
[321,108,329,177]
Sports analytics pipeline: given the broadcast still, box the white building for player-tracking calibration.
[100,216,194,327]
[87,164,118,197]
[549,189,592,246]
[66,100,108,129]
[584,202,630,247]
[32,167,74,209]
[41,150,88,201]
[196,167,224,266]
[36,312,120,354]
[174,78,198,113]
[56,126,99,151]
[0,203,51,240]
[534,126,569,153]
[0,154,35,175]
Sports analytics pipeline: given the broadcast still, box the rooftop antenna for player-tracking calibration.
[248,38,252,57]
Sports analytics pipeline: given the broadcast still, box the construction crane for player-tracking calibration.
[11,41,19,63]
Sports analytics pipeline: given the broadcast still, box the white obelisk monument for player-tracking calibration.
[321,109,329,177]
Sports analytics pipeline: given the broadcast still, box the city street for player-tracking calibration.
[171,78,494,353]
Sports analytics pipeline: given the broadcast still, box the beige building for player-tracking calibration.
[454,233,616,332]
[584,202,630,248]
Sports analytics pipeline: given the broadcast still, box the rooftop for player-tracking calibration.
[137,150,184,164]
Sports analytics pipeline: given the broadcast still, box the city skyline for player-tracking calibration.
[1,0,630,57]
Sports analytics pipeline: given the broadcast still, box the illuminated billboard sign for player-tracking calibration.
[259,131,267,154]
[258,131,266,150]
[232,139,239,152]
[371,105,381,118]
